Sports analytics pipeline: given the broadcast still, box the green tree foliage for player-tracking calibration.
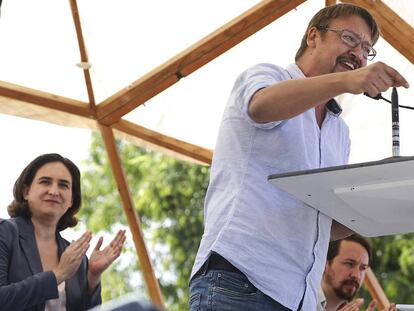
[80,133,209,310]
[352,234,414,306]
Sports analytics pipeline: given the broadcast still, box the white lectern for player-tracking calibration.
[268,156,414,237]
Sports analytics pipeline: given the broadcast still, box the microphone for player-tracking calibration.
[363,89,400,157]
[391,87,400,157]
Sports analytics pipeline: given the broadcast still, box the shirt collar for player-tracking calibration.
[286,63,306,79]
[318,286,327,310]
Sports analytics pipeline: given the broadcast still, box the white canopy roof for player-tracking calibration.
[0,0,413,164]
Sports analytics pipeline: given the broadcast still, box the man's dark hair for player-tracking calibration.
[7,153,82,231]
[327,234,373,266]
[295,3,380,61]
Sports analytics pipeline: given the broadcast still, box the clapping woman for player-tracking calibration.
[0,153,126,310]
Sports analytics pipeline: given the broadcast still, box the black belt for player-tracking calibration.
[194,252,244,278]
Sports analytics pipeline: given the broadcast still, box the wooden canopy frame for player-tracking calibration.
[0,0,413,308]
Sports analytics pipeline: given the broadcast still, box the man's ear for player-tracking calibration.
[306,26,320,48]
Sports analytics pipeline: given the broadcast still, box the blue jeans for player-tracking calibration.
[189,269,292,311]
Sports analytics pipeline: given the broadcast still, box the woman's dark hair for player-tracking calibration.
[8,153,82,231]
[327,234,373,266]
[295,3,380,61]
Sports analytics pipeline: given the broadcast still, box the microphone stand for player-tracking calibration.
[364,88,403,158]
[391,87,400,157]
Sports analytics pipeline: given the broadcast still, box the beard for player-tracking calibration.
[332,278,361,301]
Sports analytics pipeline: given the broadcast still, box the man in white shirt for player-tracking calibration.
[189,3,409,310]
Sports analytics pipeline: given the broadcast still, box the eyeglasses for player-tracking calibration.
[317,26,376,61]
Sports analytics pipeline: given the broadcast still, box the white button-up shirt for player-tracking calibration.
[191,63,350,310]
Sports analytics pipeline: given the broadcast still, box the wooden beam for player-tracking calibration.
[69,0,97,110]
[98,123,165,309]
[341,0,414,64]
[0,92,212,166]
[113,119,212,165]
[364,268,390,310]
[96,0,306,125]
[0,80,91,118]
